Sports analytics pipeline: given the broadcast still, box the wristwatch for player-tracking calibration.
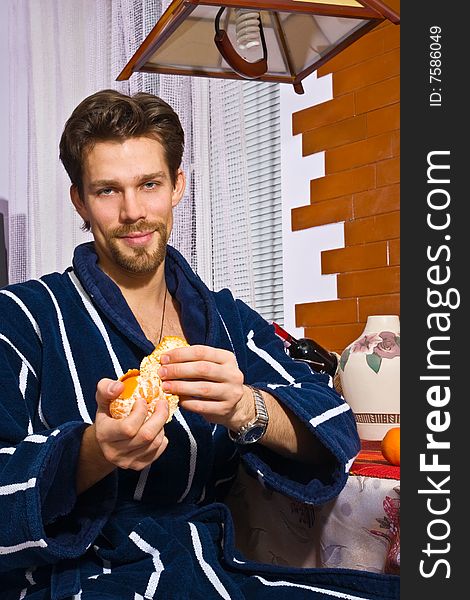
[228,386,269,444]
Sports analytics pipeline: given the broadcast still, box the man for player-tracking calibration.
[0,90,398,599]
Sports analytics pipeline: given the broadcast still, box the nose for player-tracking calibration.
[120,189,146,223]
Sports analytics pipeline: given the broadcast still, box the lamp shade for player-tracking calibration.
[117,0,400,93]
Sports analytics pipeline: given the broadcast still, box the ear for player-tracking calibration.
[171,169,186,208]
[70,185,89,222]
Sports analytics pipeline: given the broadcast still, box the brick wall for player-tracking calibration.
[291,19,400,354]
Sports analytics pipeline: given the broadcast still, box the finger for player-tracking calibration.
[111,434,169,470]
[114,397,149,439]
[160,345,233,366]
[96,378,124,411]
[159,360,228,383]
[136,400,169,443]
[161,379,223,400]
[179,397,232,418]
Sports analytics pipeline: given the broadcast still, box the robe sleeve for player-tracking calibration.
[232,298,360,505]
[0,292,117,572]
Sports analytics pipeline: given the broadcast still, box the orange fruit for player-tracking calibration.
[118,369,140,399]
[381,427,400,466]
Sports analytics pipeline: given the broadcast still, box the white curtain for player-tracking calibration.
[6,0,256,308]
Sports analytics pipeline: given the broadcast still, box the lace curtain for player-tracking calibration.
[6,0,255,307]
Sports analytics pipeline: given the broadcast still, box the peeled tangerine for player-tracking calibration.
[109,336,189,423]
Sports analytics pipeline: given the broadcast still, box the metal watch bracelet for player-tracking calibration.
[228,385,269,444]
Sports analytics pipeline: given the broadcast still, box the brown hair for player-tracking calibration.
[59,89,185,200]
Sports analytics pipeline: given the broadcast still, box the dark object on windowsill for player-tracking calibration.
[272,322,338,378]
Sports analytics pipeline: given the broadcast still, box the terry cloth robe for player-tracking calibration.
[0,243,399,600]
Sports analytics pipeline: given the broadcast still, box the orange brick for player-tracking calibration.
[302,115,367,155]
[383,23,400,51]
[321,241,388,274]
[345,211,400,245]
[296,298,357,327]
[304,323,366,354]
[377,156,400,186]
[337,266,400,297]
[333,49,400,96]
[291,196,353,231]
[325,132,393,174]
[292,94,355,135]
[310,165,375,203]
[356,76,400,113]
[367,103,400,136]
[358,294,400,321]
[353,184,400,218]
[386,0,401,14]
[317,27,386,76]
[391,130,400,157]
[389,239,400,265]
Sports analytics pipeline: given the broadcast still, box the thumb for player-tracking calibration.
[96,378,124,409]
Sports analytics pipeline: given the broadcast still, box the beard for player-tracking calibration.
[106,220,168,274]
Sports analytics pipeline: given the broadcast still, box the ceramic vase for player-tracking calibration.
[339,315,400,441]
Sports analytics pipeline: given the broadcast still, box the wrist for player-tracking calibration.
[76,424,115,495]
[229,385,256,432]
[228,386,269,444]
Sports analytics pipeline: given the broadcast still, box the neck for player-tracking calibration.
[98,257,167,310]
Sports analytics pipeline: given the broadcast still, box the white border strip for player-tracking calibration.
[0,290,42,341]
[129,531,164,598]
[0,334,37,378]
[0,477,36,496]
[254,575,368,599]
[0,539,47,555]
[188,523,231,600]
[309,403,351,428]
[38,280,91,423]
[246,330,295,384]
[175,411,198,503]
[68,271,123,378]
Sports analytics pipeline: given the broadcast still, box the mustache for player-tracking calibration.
[110,221,166,237]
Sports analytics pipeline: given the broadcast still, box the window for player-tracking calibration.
[242,81,283,324]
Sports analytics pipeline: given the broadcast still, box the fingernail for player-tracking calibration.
[162,381,170,392]
[108,381,121,395]
[160,354,170,365]
[159,366,167,378]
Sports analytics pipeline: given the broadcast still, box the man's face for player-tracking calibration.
[72,136,185,278]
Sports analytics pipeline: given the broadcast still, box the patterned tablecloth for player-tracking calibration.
[227,440,400,574]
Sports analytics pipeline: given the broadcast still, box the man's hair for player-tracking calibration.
[59,89,185,199]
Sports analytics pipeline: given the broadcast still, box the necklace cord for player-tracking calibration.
[158,288,167,344]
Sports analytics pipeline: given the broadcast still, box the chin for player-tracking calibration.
[113,245,166,274]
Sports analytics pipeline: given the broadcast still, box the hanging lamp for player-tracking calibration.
[117,1,400,94]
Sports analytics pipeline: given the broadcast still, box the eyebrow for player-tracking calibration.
[89,172,168,188]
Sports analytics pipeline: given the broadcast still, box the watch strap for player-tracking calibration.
[228,386,269,444]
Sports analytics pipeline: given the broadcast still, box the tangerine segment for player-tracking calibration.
[381,426,400,466]
[118,369,140,399]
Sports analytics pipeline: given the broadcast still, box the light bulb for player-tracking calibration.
[235,9,262,51]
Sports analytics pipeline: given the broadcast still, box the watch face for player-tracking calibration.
[241,425,266,444]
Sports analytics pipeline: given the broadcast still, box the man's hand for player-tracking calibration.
[157,345,254,432]
[76,378,169,494]
[157,345,333,465]
[94,378,170,470]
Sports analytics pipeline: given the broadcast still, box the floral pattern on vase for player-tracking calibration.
[340,330,400,374]
[339,316,400,441]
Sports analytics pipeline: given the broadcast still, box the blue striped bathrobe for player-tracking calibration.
[0,243,399,599]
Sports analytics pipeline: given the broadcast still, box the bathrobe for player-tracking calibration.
[0,243,399,599]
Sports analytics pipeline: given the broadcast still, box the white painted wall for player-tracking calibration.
[280,72,344,338]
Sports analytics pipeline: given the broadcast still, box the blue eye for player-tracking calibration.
[97,188,114,196]
[143,182,158,190]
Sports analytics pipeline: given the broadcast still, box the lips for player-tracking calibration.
[119,230,154,246]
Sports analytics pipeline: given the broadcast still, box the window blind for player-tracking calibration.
[242,81,284,324]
